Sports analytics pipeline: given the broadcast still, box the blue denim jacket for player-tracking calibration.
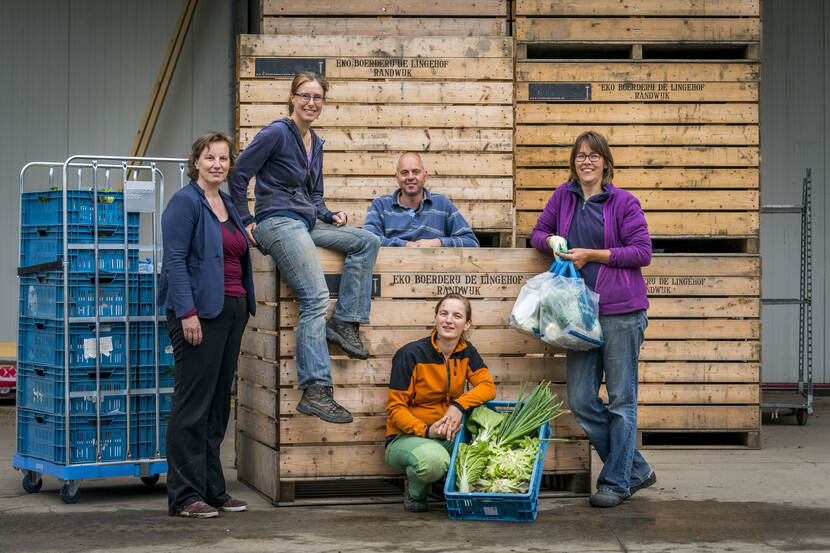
[158,181,256,319]
[229,117,334,229]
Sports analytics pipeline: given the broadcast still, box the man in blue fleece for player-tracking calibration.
[362,153,479,248]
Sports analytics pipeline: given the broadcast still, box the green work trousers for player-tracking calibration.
[385,434,454,501]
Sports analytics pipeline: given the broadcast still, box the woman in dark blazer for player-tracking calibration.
[158,131,255,518]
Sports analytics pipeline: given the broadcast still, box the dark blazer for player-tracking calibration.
[158,181,256,319]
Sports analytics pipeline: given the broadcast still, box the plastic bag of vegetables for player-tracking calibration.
[508,272,551,336]
[538,259,603,350]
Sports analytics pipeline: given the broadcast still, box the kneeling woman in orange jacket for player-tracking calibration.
[384,293,497,512]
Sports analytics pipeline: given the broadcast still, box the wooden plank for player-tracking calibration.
[515,0,760,17]
[516,18,760,43]
[280,441,587,478]
[640,340,759,362]
[297,177,514,201]
[516,168,759,189]
[240,80,514,104]
[325,199,512,230]
[515,125,758,146]
[517,210,760,238]
[239,104,513,129]
[516,81,758,102]
[263,0,508,16]
[517,104,757,125]
[238,354,278,389]
[239,34,513,58]
[602,383,760,404]
[236,431,278,503]
[638,405,759,430]
[239,57,512,80]
[241,329,277,361]
[516,62,759,82]
[241,128,512,153]
[647,297,759,318]
[238,405,277,448]
[322,152,513,176]
[516,189,759,211]
[263,17,508,37]
[516,146,759,167]
[238,379,277,418]
[639,362,760,384]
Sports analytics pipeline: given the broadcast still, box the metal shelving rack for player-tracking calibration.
[761,168,813,425]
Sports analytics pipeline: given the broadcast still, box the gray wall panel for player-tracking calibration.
[761,0,828,383]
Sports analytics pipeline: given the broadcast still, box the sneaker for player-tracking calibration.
[326,319,369,359]
[404,486,427,513]
[297,384,354,424]
[218,497,248,512]
[176,500,218,518]
[589,489,625,508]
[629,470,657,496]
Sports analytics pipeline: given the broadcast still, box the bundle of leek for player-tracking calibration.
[492,381,564,449]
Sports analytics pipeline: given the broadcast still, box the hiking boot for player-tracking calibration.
[629,470,657,496]
[404,486,427,513]
[218,497,248,512]
[176,500,218,518]
[589,489,625,508]
[297,384,353,424]
[326,319,369,359]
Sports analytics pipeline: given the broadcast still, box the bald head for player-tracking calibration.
[395,152,427,201]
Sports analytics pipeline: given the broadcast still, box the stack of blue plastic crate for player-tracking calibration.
[17,190,173,464]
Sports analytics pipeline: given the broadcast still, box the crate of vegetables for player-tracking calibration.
[444,382,563,522]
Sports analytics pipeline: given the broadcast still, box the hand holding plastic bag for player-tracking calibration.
[538,259,603,350]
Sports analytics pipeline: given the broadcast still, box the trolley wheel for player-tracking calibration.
[140,474,160,486]
[796,409,809,426]
[22,473,42,494]
[61,484,80,504]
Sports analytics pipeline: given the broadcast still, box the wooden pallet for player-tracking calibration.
[514,0,761,250]
[237,34,516,245]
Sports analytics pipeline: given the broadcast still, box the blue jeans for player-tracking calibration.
[252,217,380,389]
[566,309,652,497]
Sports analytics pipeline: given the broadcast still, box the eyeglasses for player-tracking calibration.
[294,93,325,104]
[575,152,602,163]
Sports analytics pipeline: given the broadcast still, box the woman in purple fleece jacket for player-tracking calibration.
[530,131,656,508]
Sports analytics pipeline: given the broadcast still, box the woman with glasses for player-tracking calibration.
[530,130,655,508]
[229,72,380,425]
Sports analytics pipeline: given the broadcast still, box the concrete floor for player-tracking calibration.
[2,399,830,553]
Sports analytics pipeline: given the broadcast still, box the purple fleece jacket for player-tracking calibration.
[530,182,651,316]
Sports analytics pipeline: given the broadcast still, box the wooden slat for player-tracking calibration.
[639,362,760,384]
[516,168,759,189]
[516,62,759,82]
[517,210,760,238]
[241,128,513,152]
[638,405,759,430]
[516,189,759,211]
[515,125,758,146]
[516,146,759,167]
[239,34,513,58]
[238,380,277,419]
[517,104,758,125]
[303,177,514,201]
[263,17,508,37]
[516,81,758,102]
[640,340,759,362]
[240,80,514,104]
[239,104,513,129]
[515,0,760,17]
[239,58,512,80]
[236,432,278,502]
[516,18,760,43]
[324,199,512,230]
[263,0,508,16]
[237,405,277,448]
[602,383,760,404]
[321,152,513,176]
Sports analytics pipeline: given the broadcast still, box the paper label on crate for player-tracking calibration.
[483,506,499,517]
[124,180,155,213]
[83,336,114,359]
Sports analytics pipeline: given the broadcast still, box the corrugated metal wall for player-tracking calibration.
[0,0,239,341]
[760,0,829,383]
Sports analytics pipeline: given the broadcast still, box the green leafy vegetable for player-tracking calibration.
[455,440,490,493]
[467,404,505,444]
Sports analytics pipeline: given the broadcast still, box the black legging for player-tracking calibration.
[165,295,248,514]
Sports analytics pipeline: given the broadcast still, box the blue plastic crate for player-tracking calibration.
[20,225,139,269]
[130,393,172,415]
[131,412,168,459]
[17,408,128,464]
[130,321,174,366]
[443,401,551,522]
[21,190,140,228]
[19,319,129,368]
[19,273,154,319]
[15,363,127,415]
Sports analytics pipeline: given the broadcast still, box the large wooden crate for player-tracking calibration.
[259,1,509,37]
[236,248,760,502]
[237,34,515,245]
[514,0,761,249]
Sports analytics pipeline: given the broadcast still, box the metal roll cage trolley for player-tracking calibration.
[13,155,186,502]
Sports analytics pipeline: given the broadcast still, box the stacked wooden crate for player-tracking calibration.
[238,248,591,503]
[237,33,515,245]
[514,0,761,447]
